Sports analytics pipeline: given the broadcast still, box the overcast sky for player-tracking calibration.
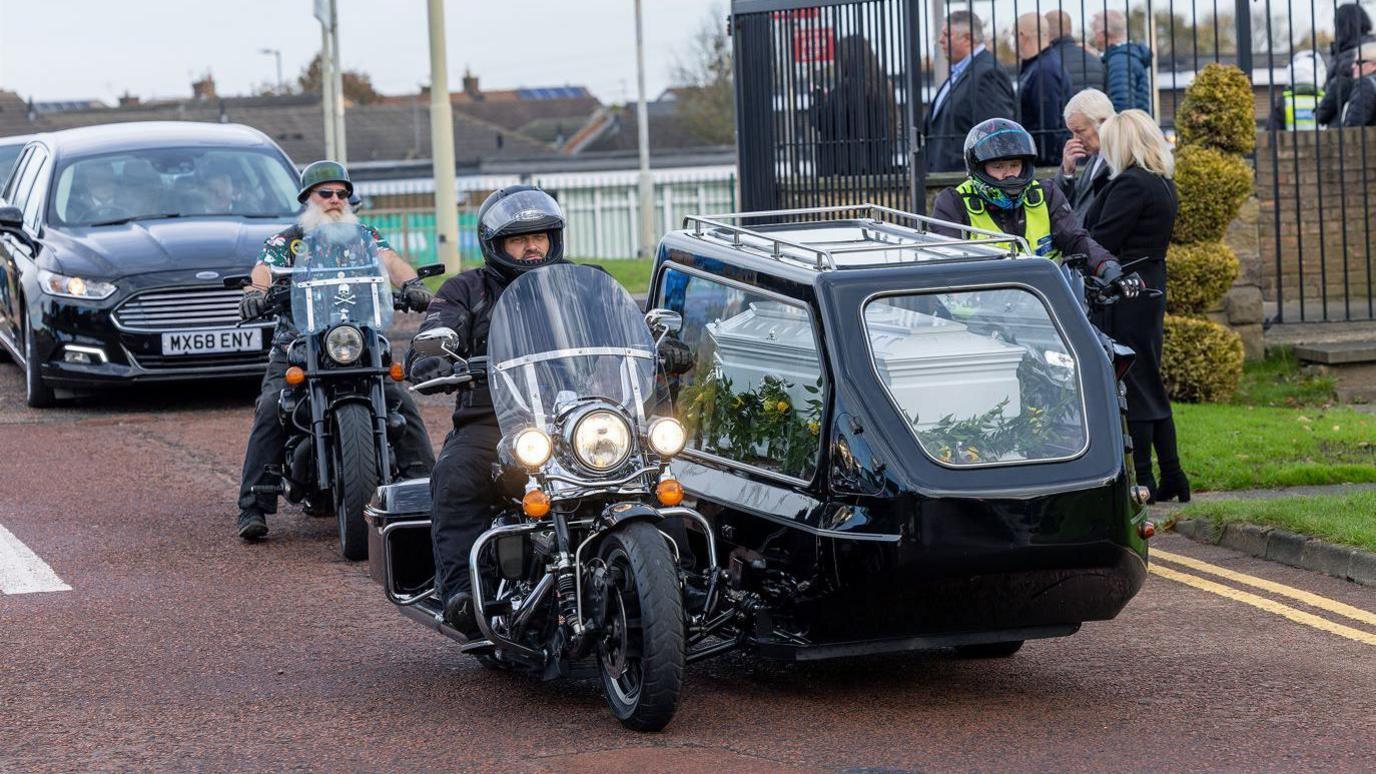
[0,0,725,106]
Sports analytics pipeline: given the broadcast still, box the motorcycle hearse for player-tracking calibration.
[231,222,441,559]
[364,204,1154,731]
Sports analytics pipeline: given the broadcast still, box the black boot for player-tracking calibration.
[1153,416,1191,503]
[443,590,482,639]
[236,510,268,541]
[1127,421,1157,502]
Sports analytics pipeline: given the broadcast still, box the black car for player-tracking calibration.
[0,121,300,406]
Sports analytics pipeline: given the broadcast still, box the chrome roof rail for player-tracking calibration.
[681,203,1030,271]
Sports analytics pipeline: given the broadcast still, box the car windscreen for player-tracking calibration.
[862,288,1088,467]
[0,144,24,186]
[48,147,299,227]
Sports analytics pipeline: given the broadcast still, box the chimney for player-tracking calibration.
[192,73,216,101]
[462,69,481,100]
[118,92,141,108]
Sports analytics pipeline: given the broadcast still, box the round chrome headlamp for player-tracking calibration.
[646,417,686,457]
[572,410,632,471]
[512,428,553,468]
[324,325,364,365]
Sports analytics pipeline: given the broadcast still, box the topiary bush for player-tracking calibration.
[1165,241,1240,315]
[1172,145,1253,244]
[1161,315,1244,402]
[1175,63,1257,154]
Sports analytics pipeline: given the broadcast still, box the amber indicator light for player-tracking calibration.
[656,478,684,507]
[285,366,306,386]
[389,362,405,381]
[522,489,551,518]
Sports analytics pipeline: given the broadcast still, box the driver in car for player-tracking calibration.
[68,162,122,222]
[233,160,436,541]
[407,186,690,636]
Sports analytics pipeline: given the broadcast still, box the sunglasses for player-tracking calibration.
[314,188,350,200]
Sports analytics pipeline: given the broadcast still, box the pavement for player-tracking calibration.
[2,360,1376,771]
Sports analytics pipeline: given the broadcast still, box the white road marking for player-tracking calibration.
[0,523,71,594]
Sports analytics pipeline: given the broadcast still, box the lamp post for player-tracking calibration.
[427,0,460,273]
[259,48,283,92]
[633,0,654,259]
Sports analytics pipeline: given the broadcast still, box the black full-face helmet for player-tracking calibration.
[963,118,1038,209]
[477,186,567,281]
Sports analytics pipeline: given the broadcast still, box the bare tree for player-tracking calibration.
[670,6,735,146]
[297,53,381,105]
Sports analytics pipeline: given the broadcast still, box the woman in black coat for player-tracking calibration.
[1082,109,1188,502]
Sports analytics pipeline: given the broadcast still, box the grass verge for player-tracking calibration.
[419,258,655,296]
[1227,347,1336,408]
[1175,491,1376,553]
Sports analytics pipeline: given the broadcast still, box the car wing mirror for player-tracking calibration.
[0,205,22,230]
[415,263,445,279]
[644,308,683,337]
[413,326,461,359]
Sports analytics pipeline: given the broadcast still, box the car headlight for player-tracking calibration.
[572,410,632,471]
[37,269,117,300]
[647,417,686,457]
[513,428,553,468]
[325,325,364,364]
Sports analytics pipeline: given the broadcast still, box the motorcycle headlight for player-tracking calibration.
[647,417,686,457]
[513,428,553,468]
[37,269,117,300]
[572,410,632,471]
[325,325,364,364]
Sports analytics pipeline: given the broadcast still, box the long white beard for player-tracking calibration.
[298,201,359,232]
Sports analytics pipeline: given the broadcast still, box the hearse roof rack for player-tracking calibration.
[681,203,1030,271]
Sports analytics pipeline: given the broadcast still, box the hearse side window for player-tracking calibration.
[863,289,1089,467]
[659,266,825,480]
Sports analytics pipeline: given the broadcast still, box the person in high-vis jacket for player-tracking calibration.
[929,118,1142,299]
[1268,51,1326,131]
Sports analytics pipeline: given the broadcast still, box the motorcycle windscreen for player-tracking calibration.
[289,222,393,335]
[487,263,655,436]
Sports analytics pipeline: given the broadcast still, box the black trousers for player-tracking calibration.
[429,415,502,601]
[237,347,436,514]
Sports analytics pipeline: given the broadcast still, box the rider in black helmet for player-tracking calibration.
[404,186,570,635]
[929,117,1141,297]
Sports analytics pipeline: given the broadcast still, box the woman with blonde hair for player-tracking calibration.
[1083,109,1187,502]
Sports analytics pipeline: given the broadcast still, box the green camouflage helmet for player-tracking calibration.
[297,160,353,203]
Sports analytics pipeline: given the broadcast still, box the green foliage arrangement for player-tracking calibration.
[1171,145,1254,244]
[1174,63,1257,154]
[1161,314,1245,402]
[678,367,823,479]
[1165,241,1240,315]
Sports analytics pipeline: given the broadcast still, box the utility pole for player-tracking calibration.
[633,0,655,259]
[329,0,347,164]
[315,0,336,159]
[259,48,283,92]
[428,0,461,273]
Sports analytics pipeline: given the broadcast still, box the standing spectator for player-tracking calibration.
[923,11,1016,173]
[1016,12,1073,167]
[1059,88,1116,221]
[1082,110,1184,502]
[1316,3,1375,127]
[1342,41,1376,127]
[1268,51,1327,131]
[1093,9,1153,113]
[1046,10,1105,95]
[813,35,899,177]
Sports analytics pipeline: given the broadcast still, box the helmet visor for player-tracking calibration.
[481,189,566,239]
[969,127,1037,164]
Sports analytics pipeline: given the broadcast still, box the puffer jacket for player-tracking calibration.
[1103,42,1152,113]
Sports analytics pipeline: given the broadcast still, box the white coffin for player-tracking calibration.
[863,304,1026,431]
[707,300,821,407]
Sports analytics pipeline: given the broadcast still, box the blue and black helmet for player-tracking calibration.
[962,118,1037,210]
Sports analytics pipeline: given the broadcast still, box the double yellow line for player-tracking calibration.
[1150,548,1376,647]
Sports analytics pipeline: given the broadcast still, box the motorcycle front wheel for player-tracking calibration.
[596,520,685,732]
[331,402,379,561]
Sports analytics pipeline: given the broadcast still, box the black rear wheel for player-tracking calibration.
[596,520,685,732]
[955,640,1024,658]
[331,402,379,561]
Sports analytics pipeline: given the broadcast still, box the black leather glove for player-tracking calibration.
[400,278,434,313]
[1112,272,1145,299]
[656,336,693,376]
[1094,260,1143,300]
[239,289,267,321]
[408,355,454,384]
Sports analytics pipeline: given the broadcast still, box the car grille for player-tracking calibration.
[113,286,245,331]
[128,350,270,371]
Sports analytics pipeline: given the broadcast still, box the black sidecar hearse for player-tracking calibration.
[641,203,1152,659]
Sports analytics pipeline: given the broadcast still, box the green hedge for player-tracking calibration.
[1176,63,1257,154]
[1172,146,1253,244]
[1162,315,1245,402]
[1165,241,1240,315]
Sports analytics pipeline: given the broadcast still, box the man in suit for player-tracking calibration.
[1016,12,1073,168]
[1045,10,1105,95]
[923,10,1016,173]
[1058,88,1116,222]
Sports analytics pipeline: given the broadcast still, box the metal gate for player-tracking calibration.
[731,0,1376,321]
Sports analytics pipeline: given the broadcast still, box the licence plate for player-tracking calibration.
[161,328,262,356]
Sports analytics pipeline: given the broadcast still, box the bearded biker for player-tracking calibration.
[929,118,1143,299]
[234,160,436,541]
[407,186,690,637]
